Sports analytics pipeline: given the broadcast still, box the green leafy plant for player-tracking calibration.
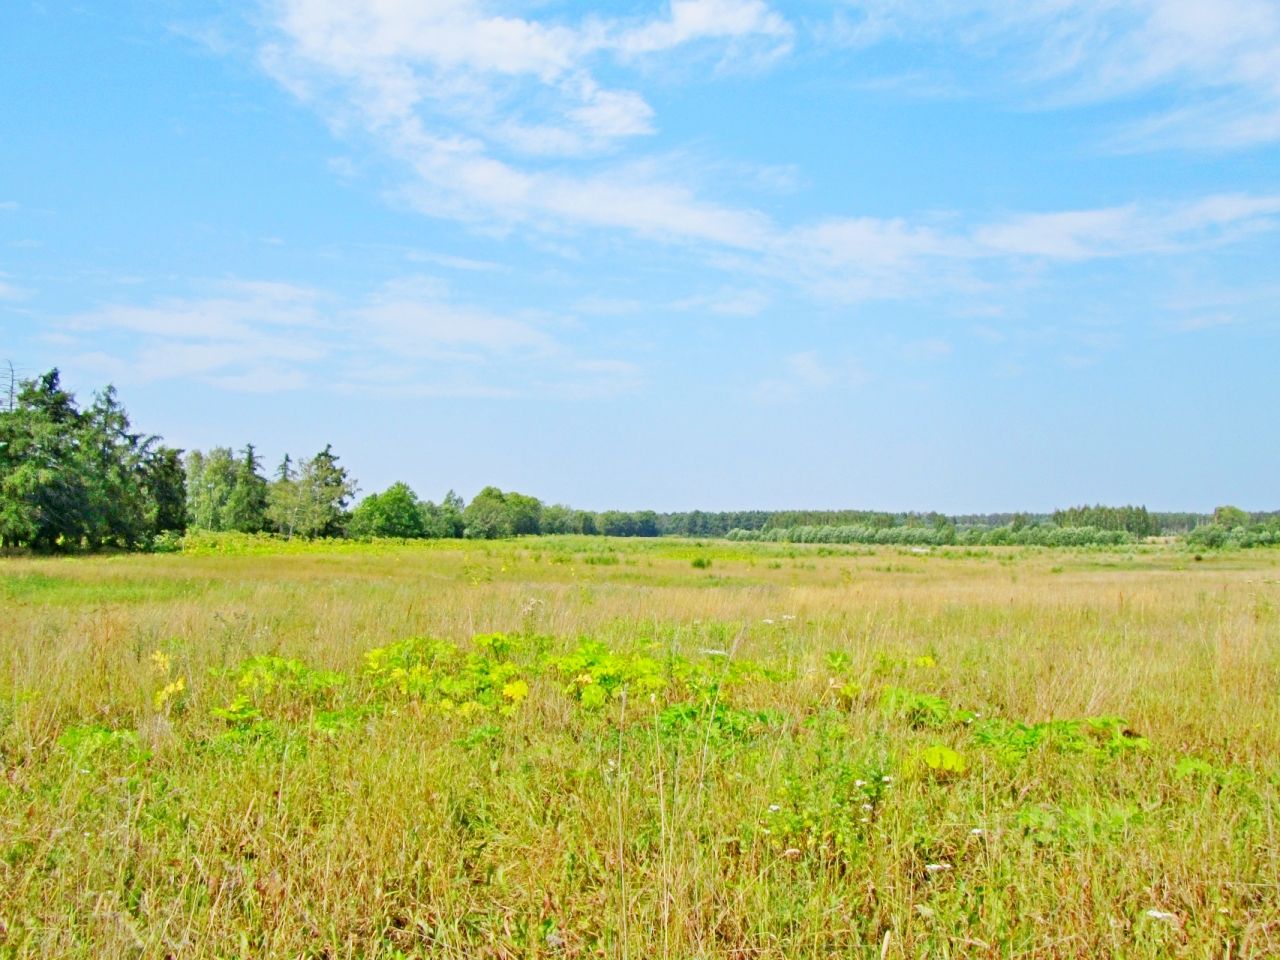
[363,636,530,716]
[879,686,972,729]
[547,640,671,708]
[914,744,968,776]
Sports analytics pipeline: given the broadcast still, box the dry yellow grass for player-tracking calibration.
[1,536,1278,957]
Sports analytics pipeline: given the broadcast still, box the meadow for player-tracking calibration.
[1,536,1278,958]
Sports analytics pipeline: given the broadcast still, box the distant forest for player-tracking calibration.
[3,369,1277,551]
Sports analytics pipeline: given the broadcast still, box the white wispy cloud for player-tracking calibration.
[671,288,772,316]
[903,337,953,361]
[757,350,869,401]
[404,250,503,271]
[65,282,328,390]
[972,194,1280,260]
[264,0,790,159]
[58,276,640,397]
[250,3,1280,307]
[0,273,32,301]
[355,276,556,361]
[829,0,1280,150]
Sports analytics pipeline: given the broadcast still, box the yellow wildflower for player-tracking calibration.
[153,676,185,710]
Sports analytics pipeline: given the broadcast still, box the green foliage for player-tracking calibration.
[209,654,346,728]
[972,715,1148,762]
[187,444,269,533]
[420,489,466,538]
[349,481,427,538]
[57,723,146,763]
[879,686,971,729]
[362,635,529,716]
[1015,803,1143,848]
[209,694,263,729]
[548,640,670,707]
[230,654,345,697]
[224,444,269,533]
[265,445,357,538]
[1187,515,1280,549]
[1053,504,1159,537]
[1174,756,1216,779]
[463,486,517,540]
[1212,505,1250,528]
[769,756,891,865]
[656,701,785,744]
[539,503,579,534]
[597,510,659,537]
[0,370,186,549]
[460,486,553,539]
[728,522,1134,547]
[915,744,968,776]
[504,492,544,536]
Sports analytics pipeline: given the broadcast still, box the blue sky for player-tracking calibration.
[2,0,1278,512]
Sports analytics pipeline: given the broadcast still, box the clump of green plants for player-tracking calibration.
[910,743,968,777]
[547,638,782,711]
[363,634,530,716]
[1015,802,1144,849]
[208,653,346,727]
[972,715,1148,762]
[228,654,345,697]
[657,701,786,745]
[821,650,864,708]
[767,757,894,867]
[879,686,973,729]
[547,639,672,708]
[57,723,148,766]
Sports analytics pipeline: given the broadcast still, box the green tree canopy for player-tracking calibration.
[0,370,185,549]
[267,445,358,538]
[463,486,515,540]
[350,482,426,538]
[224,444,269,533]
[1212,505,1250,529]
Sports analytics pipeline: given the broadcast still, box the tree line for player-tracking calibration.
[726,523,1133,548]
[0,371,185,548]
[1,369,1275,550]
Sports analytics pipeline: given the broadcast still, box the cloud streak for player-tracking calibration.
[59,277,640,397]
[830,0,1280,151]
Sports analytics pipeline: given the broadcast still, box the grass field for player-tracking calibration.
[2,536,1278,958]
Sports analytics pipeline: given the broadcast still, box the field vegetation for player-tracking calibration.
[2,536,1278,957]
